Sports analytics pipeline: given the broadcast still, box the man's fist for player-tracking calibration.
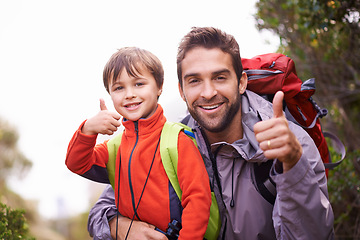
[254,91,302,172]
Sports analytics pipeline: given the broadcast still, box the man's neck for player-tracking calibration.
[204,113,243,144]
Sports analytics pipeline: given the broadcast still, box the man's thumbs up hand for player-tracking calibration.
[254,91,302,172]
[82,99,121,136]
[272,91,285,119]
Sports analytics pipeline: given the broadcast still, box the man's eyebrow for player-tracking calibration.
[183,69,231,80]
[183,72,200,80]
[213,69,231,76]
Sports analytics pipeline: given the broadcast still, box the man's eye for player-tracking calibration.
[188,78,199,84]
[215,76,226,81]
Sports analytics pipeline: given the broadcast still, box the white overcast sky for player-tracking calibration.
[0,0,279,219]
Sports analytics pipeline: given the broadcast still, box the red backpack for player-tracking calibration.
[242,53,345,173]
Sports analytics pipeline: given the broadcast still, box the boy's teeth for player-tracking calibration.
[127,103,139,107]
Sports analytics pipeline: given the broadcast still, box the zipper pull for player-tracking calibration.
[134,121,138,133]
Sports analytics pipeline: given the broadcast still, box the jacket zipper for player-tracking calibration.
[128,121,141,220]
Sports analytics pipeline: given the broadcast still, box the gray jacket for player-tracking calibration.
[88,90,334,240]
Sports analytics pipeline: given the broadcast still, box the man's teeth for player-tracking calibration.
[201,104,220,110]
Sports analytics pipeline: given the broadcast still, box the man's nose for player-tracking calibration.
[200,80,217,99]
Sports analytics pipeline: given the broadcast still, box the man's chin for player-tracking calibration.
[201,122,228,133]
[193,113,227,133]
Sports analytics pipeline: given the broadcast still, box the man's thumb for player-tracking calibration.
[100,98,108,111]
[272,91,285,118]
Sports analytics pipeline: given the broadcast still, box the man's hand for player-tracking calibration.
[82,99,121,135]
[109,216,167,240]
[254,91,302,172]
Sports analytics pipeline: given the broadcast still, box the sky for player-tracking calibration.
[0,0,279,219]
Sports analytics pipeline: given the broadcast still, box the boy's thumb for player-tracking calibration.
[100,98,108,111]
[272,91,285,118]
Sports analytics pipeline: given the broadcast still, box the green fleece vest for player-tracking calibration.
[106,121,220,240]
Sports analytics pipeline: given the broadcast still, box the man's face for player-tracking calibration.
[179,47,247,133]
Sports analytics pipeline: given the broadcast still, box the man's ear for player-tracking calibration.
[178,83,186,101]
[239,71,248,94]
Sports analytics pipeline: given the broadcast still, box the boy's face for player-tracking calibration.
[179,47,247,133]
[109,66,162,121]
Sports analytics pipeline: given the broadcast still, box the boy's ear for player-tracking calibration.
[178,83,186,101]
[157,88,163,97]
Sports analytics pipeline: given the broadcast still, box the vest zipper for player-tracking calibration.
[128,121,140,220]
[230,158,235,208]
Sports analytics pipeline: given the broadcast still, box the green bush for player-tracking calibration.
[0,203,35,240]
[328,149,360,239]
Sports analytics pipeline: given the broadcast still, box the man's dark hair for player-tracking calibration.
[177,27,243,88]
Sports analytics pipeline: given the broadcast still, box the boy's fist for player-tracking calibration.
[82,99,121,135]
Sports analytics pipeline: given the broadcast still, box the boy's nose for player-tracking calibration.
[125,88,136,99]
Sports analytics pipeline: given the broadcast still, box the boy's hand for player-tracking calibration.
[254,91,302,172]
[82,99,121,135]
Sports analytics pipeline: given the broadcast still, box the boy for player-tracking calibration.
[65,47,211,240]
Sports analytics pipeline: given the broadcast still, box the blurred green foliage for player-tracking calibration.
[328,149,360,238]
[255,0,360,151]
[0,119,32,185]
[0,116,91,239]
[0,203,35,240]
[255,0,360,238]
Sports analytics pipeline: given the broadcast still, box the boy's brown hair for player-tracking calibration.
[103,47,164,93]
[176,27,243,88]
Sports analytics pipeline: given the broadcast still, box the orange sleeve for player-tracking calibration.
[65,120,109,181]
[176,132,211,240]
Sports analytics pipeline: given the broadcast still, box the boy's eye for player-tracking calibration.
[114,86,123,91]
[135,82,144,87]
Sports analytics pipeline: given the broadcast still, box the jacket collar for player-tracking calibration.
[184,90,273,163]
[122,104,166,137]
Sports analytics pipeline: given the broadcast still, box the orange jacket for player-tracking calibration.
[66,105,211,239]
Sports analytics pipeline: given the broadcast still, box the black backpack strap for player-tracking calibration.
[253,160,276,205]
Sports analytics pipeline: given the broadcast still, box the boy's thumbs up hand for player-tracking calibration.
[82,99,121,136]
[254,91,302,172]
[100,98,108,111]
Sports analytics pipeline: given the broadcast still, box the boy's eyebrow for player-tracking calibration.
[111,79,120,87]
[111,76,148,86]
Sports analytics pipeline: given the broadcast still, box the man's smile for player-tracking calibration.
[199,103,223,111]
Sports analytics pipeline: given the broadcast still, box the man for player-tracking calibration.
[88,27,334,239]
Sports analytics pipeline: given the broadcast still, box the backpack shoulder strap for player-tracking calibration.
[253,160,276,205]
[160,121,220,240]
[160,121,196,200]
[106,133,123,189]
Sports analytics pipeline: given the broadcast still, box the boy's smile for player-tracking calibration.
[124,102,142,110]
[109,66,162,121]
